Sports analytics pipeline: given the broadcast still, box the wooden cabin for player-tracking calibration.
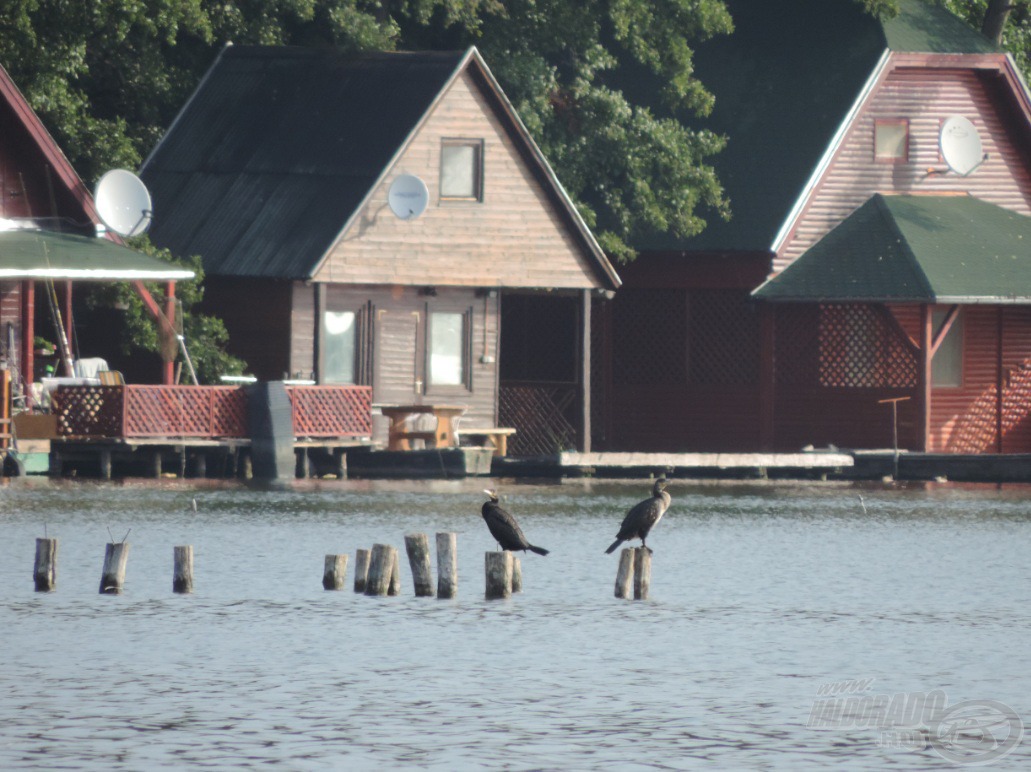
[141,46,620,453]
[593,0,1031,454]
[0,62,190,412]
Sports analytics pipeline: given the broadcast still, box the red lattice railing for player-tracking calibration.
[53,384,372,439]
[287,385,372,438]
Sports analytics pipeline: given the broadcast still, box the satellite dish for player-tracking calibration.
[940,116,986,176]
[388,174,429,220]
[95,169,153,237]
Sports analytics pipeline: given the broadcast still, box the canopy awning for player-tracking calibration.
[0,229,194,280]
[753,194,1031,304]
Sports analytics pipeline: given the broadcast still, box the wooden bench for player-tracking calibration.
[457,427,517,457]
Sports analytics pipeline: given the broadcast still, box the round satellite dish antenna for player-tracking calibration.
[95,169,153,236]
[940,116,985,176]
[388,174,429,220]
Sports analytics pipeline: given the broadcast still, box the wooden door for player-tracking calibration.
[374,308,424,404]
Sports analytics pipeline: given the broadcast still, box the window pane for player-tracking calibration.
[875,121,908,161]
[324,311,356,384]
[441,144,477,198]
[430,312,464,385]
[932,309,962,387]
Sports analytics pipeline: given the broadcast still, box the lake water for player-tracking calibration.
[1,477,1029,769]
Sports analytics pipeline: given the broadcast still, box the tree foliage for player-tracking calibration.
[85,240,246,384]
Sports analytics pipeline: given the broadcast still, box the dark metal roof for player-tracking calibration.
[753,194,1031,304]
[142,47,467,279]
[631,0,999,253]
[0,229,194,280]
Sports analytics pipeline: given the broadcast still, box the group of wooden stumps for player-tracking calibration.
[31,533,653,600]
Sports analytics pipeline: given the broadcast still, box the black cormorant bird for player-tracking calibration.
[481,489,549,555]
[605,477,671,554]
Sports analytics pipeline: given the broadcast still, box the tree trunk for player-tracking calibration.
[982,0,1014,44]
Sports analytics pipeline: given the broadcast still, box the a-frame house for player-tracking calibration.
[142,46,620,452]
[594,0,1031,454]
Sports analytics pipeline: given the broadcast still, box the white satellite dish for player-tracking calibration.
[388,174,429,220]
[940,116,986,176]
[95,169,153,237]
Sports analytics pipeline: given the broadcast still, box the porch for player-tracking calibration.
[40,382,372,479]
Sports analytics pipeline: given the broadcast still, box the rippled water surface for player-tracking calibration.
[1,477,1030,769]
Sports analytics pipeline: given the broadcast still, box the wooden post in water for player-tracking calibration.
[99,542,130,594]
[436,532,457,599]
[34,538,58,592]
[354,548,371,593]
[388,550,401,596]
[511,554,522,593]
[614,547,635,600]
[633,548,652,600]
[364,544,396,596]
[485,551,513,600]
[173,545,194,594]
[404,533,434,597]
[322,553,348,590]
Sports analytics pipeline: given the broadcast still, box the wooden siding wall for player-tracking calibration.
[0,101,74,222]
[891,305,1031,453]
[778,65,1031,270]
[290,282,316,379]
[201,277,294,381]
[314,70,601,290]
[323,285,499,443]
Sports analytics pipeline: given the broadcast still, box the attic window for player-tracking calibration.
[874,119,909,162]
[440,140,483,200]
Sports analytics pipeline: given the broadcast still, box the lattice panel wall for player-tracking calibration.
[54,386,125,437]
[124,386,228,437]
[287,385,372,438]
[816,305,917,388]
[611,289,687,385]
[690,290,760,386]
[498,384,577,456]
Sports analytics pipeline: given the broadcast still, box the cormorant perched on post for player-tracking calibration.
[605,477,671,554]
[481,489,549,555]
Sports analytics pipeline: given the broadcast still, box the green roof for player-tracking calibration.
[0,229,194,280]
[884,0,999,54]
[753,195,1031,303]
[631,0,999,253]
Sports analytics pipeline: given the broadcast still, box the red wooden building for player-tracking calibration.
[592,0,1031,454]
[141,46,620,453]
[0,62,191,408]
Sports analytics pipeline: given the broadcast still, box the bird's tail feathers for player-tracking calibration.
[604,539,623,554]
[529,545,549,556]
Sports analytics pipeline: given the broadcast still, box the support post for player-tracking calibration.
[614,547,635,600]
[633,548,651,600]
[364,543,396,596]
[579,288,592,453]
[322,554,348,591]
[34,537,57,592]
[918,303,933,452]
[354,548,371,592]
[164,281,176,386]
[404,533,434,597]
[436,532,458,599]
[99,542,130,594]
[511,554,522,593]
[485,551,513,600]
[173,545,194,594]
[22,280,34,406]
[388,550,401,596]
